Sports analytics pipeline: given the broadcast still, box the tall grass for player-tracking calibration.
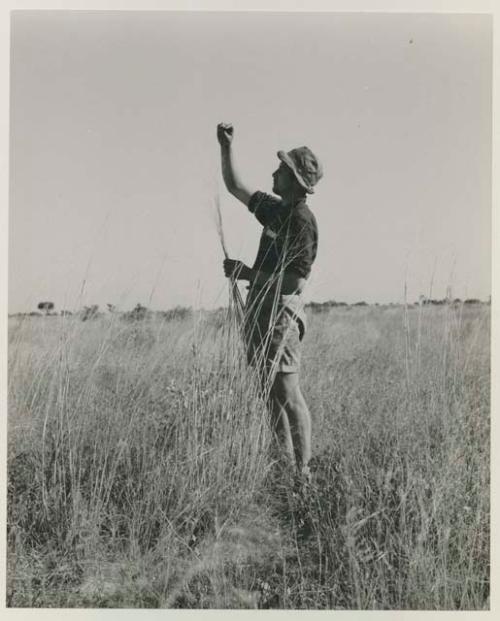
[7,302,490,609]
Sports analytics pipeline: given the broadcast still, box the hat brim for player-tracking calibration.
[277,150,315,194]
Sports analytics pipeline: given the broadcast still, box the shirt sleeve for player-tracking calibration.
[284,214,317,279]
[248,191,282,226]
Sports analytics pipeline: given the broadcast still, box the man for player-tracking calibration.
[217,122,322,481]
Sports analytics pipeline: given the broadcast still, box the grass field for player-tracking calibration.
[6,302,490,609]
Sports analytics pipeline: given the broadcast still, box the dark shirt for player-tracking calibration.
[248,191,318,280]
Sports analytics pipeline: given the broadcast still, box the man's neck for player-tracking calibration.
[281,192,306,208]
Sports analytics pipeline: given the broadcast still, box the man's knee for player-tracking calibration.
[272,371,300,406]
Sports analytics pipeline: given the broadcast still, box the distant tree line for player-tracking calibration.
[418,297,485,306]
[306,300,375,311]
[303,297,491,314]
[9,296,490,321]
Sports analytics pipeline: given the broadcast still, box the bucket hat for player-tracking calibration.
[277,146,323,194]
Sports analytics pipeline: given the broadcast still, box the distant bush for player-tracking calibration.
[421,298,447,306]
[80,305,100,321]
[37,301,54,315]
[464,299,481,305]
[157,306,193,322]
[123,303,151,322]
[306,300,348,313]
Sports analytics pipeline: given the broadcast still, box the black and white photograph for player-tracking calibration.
[3,2,494,613]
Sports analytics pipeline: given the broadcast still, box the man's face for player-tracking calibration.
[272,162,295,197]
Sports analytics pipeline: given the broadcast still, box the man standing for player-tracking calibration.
[217,122,322,481]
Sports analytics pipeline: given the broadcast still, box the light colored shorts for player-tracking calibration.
[244,293,306,375]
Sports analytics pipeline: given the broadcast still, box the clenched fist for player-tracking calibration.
[223,258,251,281]
[217,122,234,147]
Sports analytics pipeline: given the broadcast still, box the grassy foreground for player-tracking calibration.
[7,303,490,609]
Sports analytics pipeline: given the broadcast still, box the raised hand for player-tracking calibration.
[217,122,234,147]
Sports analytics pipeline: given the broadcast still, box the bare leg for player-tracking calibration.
[271,372,312,474]
[269,383,295,467]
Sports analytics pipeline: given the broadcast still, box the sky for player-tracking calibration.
[8,10,492,313]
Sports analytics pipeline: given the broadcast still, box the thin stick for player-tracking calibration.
[214,195,245,322]
[214,195,229,259]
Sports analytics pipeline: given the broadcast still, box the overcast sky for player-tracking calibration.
[8,11,492,313]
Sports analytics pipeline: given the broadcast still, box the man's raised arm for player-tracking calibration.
[217,123,254,207]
